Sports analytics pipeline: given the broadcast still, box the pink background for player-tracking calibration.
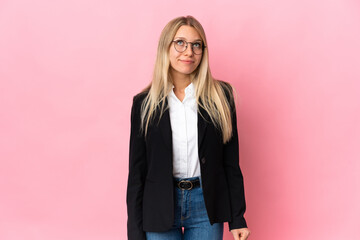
[1,0,360,239]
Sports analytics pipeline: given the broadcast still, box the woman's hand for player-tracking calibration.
[230,227,251,240]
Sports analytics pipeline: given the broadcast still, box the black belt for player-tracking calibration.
[174,178,200,190]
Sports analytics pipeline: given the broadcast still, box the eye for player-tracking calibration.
[193,42,202,48]
[175,40,184,45]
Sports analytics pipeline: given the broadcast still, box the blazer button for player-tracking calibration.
[201,157,206,164]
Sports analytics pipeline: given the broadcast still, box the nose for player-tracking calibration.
[183,44,194,56]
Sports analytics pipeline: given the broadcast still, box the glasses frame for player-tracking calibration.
[171,39,206,55]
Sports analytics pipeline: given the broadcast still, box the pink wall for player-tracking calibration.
[1,0,359,239]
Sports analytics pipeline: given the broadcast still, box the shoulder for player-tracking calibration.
[215,79,235,106]
[217,79,232,89]
[132,89,149,107]
[130,90,149,121]
[216,79,234,95]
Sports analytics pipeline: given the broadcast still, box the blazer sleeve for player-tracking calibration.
[222,84,248,231]
[126,95,147,240]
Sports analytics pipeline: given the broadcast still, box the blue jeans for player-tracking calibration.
[145,176,224,240]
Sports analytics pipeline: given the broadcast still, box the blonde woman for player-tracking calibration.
[127,15,251,240]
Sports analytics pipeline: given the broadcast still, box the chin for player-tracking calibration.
[180,68,197,75]
[172,66,197,76]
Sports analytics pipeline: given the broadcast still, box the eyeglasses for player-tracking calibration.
[172,39,206,55]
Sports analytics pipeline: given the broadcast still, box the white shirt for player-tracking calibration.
[167,82,201,178]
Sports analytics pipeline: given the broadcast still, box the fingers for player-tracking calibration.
[231,228,251,240]
[232,231,240,240]
[239,229,251,240]
[239,233,246,240]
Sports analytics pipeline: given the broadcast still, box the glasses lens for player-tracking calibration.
[174,40,186,52]
[192,42,203,55]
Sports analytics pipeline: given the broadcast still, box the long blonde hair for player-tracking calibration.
[140,15,235,143]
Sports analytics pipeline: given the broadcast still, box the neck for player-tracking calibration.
[170,70,191,91]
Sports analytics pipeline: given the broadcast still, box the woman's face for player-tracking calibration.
[168,25,203,78]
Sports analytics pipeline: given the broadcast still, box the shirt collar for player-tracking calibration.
[169,82,196,103]
[185,82,195,96]
[171,82,195,95]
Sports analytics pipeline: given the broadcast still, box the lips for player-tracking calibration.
[180,60,194,63]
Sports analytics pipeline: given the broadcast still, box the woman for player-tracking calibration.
[127,15,251,240]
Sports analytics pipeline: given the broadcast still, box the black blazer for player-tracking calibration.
[127,81,247,240]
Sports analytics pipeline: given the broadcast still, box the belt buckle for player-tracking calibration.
[178,180,193,190]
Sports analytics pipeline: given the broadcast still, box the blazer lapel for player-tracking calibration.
[198,103,208,153]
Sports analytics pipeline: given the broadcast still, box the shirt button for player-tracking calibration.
[201,157,206,164]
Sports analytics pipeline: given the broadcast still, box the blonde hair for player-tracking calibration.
[140,15,235,143]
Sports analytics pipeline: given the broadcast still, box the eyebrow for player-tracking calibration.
[174,37,202,42]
